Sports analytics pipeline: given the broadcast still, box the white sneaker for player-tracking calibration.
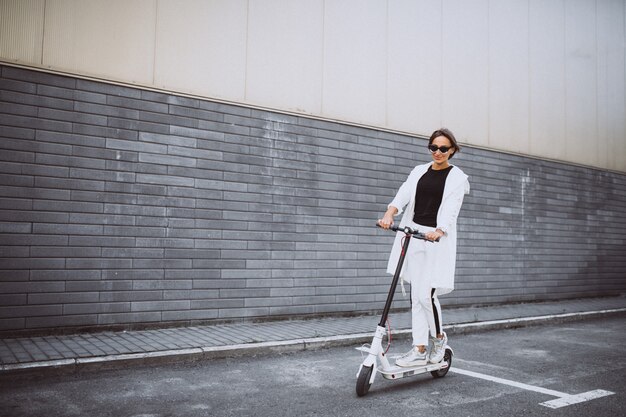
[429,332,448,363]
[396,346,428,367]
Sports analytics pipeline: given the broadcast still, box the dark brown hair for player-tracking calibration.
[429,128,460,159]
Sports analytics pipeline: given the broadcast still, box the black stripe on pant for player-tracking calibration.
[431,288,441,335]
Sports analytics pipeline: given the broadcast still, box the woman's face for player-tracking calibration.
[429,135,454,169]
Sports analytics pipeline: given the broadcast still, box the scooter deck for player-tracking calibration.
[355,345,451,381]
[378,360,448,380]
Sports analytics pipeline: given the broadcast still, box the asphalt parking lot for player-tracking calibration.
[0,314,623,417]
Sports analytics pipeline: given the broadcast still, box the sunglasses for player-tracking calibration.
[428,144,452,154]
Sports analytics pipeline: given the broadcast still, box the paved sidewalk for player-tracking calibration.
[1,295,625,373]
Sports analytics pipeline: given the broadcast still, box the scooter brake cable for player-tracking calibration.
[384,317,392,354]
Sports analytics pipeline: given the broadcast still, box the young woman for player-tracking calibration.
[377,128,469,367]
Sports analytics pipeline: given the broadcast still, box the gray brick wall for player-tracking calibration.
[1,64,625,334]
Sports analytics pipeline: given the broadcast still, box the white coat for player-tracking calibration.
[386,162,470,295]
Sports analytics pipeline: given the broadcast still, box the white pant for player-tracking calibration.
[406,246,443,347]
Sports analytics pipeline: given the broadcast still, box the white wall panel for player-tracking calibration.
[597,0,626,172]
[43,0,156,85]
[441,0,489,147]
[154,0,247,102]
[488,0,530,154]
[246,0,324,115]
[322,0,387,127]
[0,0,44,65]
[388,0,443,136]
[564,0,598,168]
[529,0,566,163]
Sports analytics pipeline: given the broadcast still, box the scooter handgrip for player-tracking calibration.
[376,222,400,231]
[416,232,440,242]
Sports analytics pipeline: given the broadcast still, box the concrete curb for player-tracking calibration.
[444,308,626,334]
[2,308,625,374]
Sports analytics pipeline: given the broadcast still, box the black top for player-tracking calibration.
[412,166,453,227]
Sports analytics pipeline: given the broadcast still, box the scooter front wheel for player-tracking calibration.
[356,365,374,397]
[430,348,452,378]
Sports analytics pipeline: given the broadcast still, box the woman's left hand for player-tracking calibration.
[425,229,445,241]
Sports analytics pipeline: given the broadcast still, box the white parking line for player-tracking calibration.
[540,389,615,409]
[450,367,615,409]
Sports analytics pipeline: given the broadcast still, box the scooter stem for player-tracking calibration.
[378,231,412,327]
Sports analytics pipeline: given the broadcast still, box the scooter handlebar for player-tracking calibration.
[375,222,439,242]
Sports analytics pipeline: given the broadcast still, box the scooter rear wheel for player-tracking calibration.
[431,348,452,378]
[356,365,374,397]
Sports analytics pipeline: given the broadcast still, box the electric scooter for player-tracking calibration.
[355,223,453,397]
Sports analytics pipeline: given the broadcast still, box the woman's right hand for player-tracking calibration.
[377,207,397,229]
